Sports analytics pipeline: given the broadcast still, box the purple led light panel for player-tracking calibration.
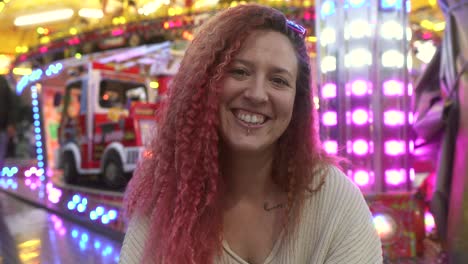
[352,109,369,125]
[352,140,369,155]
[383,80,404,96]
[354,170,370,186]
[385,169,405,185]
[322,111,338,126]
[324,140,338,154]
[322,83,337,98]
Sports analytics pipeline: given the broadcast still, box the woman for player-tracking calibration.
[120,4,382,264]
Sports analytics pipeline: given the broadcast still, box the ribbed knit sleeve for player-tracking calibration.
[119,215,151,264]
[321,167,383,264]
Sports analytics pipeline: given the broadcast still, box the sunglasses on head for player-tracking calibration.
[287,20,307,38]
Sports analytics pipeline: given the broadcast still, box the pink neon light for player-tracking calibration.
[408,112,414,124]
[323,140,338,154]
[25,178,31,186]
[385,140,405,156]
[410,168,415,182]
[322,83,337,98]
[322,111,337,126]
[39,46,48,53]
[354,170,370,186]
[352,109,369,125]
[384,110,405,126]
[385,169,405,185]
[383,80,404,96]
[352,140,369,155]
[351,80,369,96]
[408,83,413,96]
[409,141,414,153]
[112,28,124,36]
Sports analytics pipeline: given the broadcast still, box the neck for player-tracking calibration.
[220,145,278,202]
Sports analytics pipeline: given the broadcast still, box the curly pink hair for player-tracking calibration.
[124,4,335,263]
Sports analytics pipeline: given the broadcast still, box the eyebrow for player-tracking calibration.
[233,58,295,80]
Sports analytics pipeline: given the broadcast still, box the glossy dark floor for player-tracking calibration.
[0,192,122,264]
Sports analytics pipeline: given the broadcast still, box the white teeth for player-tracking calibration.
[236,112,265,125]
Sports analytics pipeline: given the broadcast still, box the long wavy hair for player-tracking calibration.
[124,4,335,263]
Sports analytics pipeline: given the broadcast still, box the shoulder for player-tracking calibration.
[309,165,364,205]
[120,214,152,264]
[301,165,373,230]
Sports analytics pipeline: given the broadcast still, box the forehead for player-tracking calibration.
[234,30,298,73]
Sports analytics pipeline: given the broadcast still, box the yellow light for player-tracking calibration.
[429,0,437,6]
[16,46,22,53]
[22,46,29,53]
[112,17,119,25]
[433,22,446,31]
[230,1,238,7]
[307,36,317,42]
[4,0,10,3]
[13,68,33,75]
[78,8,104,19]
[150,81,159,89]
[303,0,311,7]
[420,20,433,30]
[37,27,45,34]
[75,53,82,59]
[175,7,183,14]
[14,9,74,26]
[69,27,78,35]
[0,3,5,13]
[168,7,176,16]
[163,22,169,29]
[40,36,50,44]
[18,239,40,249]
[120,17,126,24]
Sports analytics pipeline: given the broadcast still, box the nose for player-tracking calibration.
[243,77,268,104]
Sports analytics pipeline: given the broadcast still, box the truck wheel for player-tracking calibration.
[103,151,127,189]
[63,152,78,184]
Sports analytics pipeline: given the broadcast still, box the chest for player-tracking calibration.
[222,204,286,264]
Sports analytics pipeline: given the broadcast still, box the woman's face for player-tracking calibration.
[219,30,298,154]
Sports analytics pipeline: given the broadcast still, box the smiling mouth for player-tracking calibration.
[232,109,269,126]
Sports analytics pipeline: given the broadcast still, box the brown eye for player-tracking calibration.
[271,77,289,87]
[230,68,249,77]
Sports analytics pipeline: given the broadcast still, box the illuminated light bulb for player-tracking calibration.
[351,109,369,125]
[321,0,335,17]
[345,49,372,68]
[385,169,405,185]
[323,140,338,154]
[373,214,397,240]
[345,20,371,40]
[322,111,337,126]
[320,56,336,73]
[350,80,370,96]
[352,140,369,155]
[321,83,337,98]
[385,140,405,156]
[320,27,336,47]
[384,110,405,126]
[382,50,404,68]
[383,80,404,96]
[354,170,370,186]
[380,20,403,40]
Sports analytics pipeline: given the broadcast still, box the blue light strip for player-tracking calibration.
[15,62,63,95]
[31,85,46,171]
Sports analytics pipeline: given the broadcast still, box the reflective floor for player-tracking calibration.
[0,192,122,264]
